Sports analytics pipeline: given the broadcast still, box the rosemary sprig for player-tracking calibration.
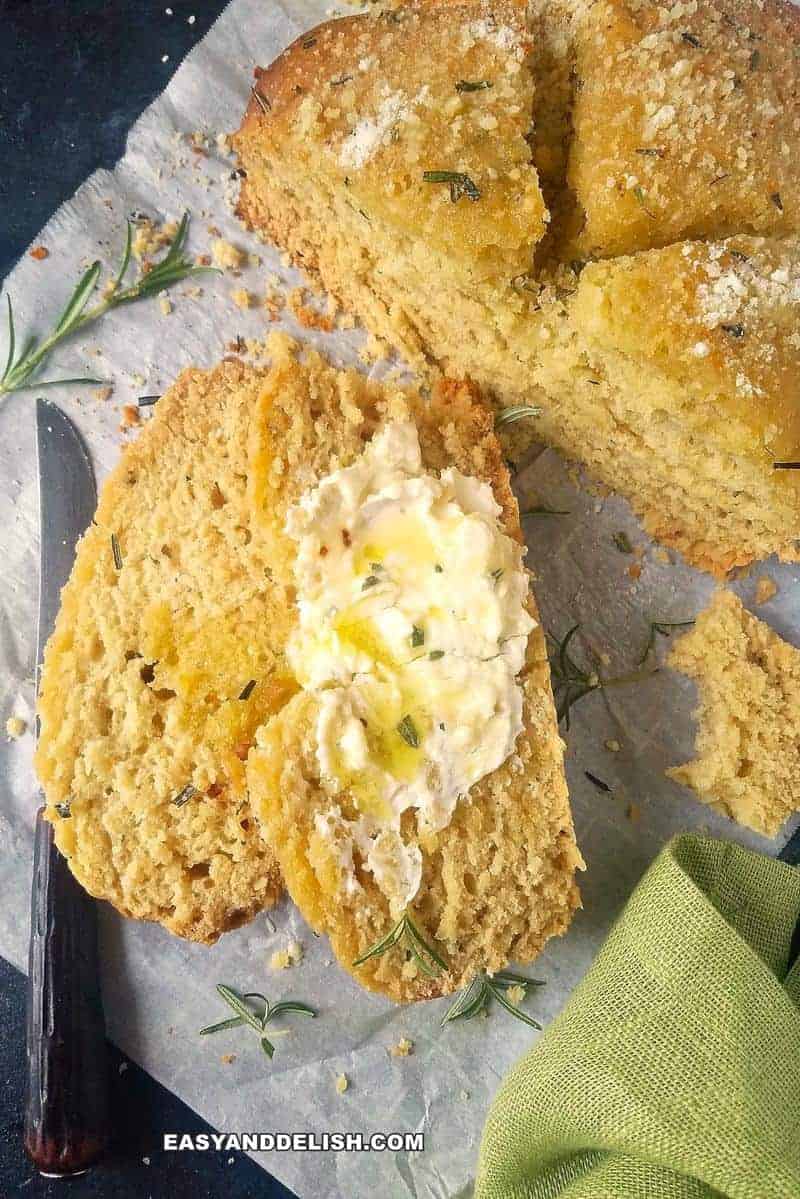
[547,624,656,729]
[441,970,545,1029]
[637,619,695,665]
[495,405,543,428]
[455,79,492,92]
[0,213,215,400]
[200,984,316,1059]
[353,910,447,978]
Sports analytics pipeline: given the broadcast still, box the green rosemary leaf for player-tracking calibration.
[238,679,257,700]
[396,714,420,748]
[268,1001,316,1019]
[18,376,108,390]
[112,221,133,293]
[721,323,745,338]
[54,260,101,336]
[488,979,542,1029]
[429,650,445,661]
[681,31,702,47]
[199,1015,246,1036]
[441,975,486,1026]
[612,531,633,554]
[261,1037,276,1058]
[54,800,72,819]
[773,461,800,470]
[362,574,380,591]
[637,618,695,664]
[495,405,542,428]
[493,970,546,988]
[111,533,123,570]
[353,911,446,975]
[422,170,481,202]
[172,783,198,808]
[633,185,655,218]
[455,79,492,92]
[584,771,612,793]
[521,505,570,517]
[138,394,161,407]
[2,296,15,382]
[410,625,425,648]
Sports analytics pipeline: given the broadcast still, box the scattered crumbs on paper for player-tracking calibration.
[29,245,49,261]
[5,716,26,739]
[92,385,114,403]
[388,1037,414,1058]
[654,547,671,565]
[460,1089,471,1102]
[754,576,778,605]
[231,288,253,310]
[119,1061,129,1075]
[605,739,621,753]
[270,940,303,970]
[221,1053,237,1065]
[159,296,173,316]
[506,984,526,1005]
[211,238,245,271]
[335,1073,349,1094]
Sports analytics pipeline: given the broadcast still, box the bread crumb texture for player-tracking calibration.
[246,340,581,1002]
[234,0,800,577]
[667,589,800,836]
[35,358,296,942]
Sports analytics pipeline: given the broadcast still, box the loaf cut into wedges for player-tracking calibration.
[246,339,582,1002]
[36,360,295,942]
[234,0,800,576]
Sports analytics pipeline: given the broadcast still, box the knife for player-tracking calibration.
[24,399,108,1176]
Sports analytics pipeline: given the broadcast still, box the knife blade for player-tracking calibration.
[24,399,108,1177]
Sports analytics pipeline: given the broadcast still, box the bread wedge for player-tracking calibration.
[246,339,582,1002]
[667,590,800,837]
[35,359,295,942]
[233,0,800,576]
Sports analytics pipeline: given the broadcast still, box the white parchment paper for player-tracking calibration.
[1,2,797,1195]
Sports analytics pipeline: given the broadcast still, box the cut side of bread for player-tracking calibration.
[233,0,800,576]
[667,590,800,837]
[36,360,295,942]
[246,341,582,1001]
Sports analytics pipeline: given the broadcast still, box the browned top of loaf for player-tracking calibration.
[236,0,546,281]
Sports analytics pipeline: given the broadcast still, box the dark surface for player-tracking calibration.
[1,2,294,1195]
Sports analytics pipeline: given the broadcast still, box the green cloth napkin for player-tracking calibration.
[476,834,800,1199]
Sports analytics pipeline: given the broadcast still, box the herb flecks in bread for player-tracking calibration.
[246,342,582,1002]
[35,358,295,942]
[234,0,800,576]
[667,590,800,837]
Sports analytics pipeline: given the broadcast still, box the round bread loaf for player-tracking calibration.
[234,0,800,576]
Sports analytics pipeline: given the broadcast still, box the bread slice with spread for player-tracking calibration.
[234,0,800,576]
[246,339,582,1001]
[35,359,295,942]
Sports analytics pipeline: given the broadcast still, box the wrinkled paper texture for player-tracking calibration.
[0,2,796,1195]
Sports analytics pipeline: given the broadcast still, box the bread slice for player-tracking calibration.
[245,338,582,1002]
[35,359,296,942]
[667,590,800,837]
[233,0,800,575]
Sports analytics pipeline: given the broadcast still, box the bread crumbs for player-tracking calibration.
[29,246,49,260]
[221,1053,237,1065]
[506,984,526,1005]
[605,739,621,753]
[335,1073,349,1094]
[120,405,141,430]
[755,576,778,605]
[92,385,114,403]
[211,238,245,271]
[6,716,26,739]
[388,1037,413,1058]
[159,296,173,316]
[231,288,253,310]
[270,940,303,969]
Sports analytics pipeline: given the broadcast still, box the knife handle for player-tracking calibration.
[24,807,109,1176]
